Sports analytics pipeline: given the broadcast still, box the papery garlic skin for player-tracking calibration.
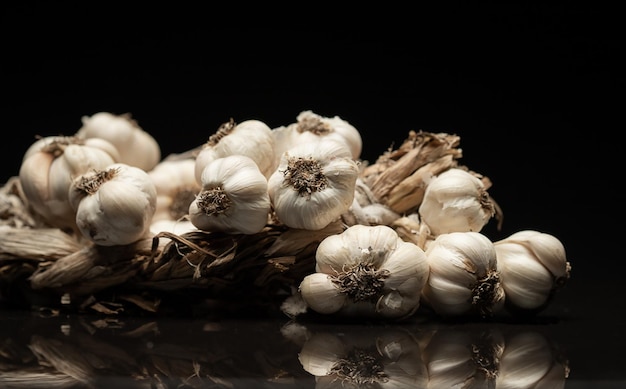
[418,168,496,236]
[69,163,157,246]
[272,110,362,167]
[422,231,505,317]
[18,136,119,232]
[299,224,430,319]
[188,154,270,235]
[148,158,200,223]
[494,230,571,312]
[194,118,276,182]
[268,139,359,231]
[76,112,161,171]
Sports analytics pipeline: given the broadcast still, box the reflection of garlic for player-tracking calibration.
[272,110,362,166]
[76,112,161,171]
[422,231,505,317]
[268,139,359,231]
[298,329,428,387]
[299,224,430,319]
[189,155,270,235]
[494,230,571,312]
[194,118,276,182]
[418,168,496,236]
[496,332,558,389]
[19,135,119,232]
[69,163,157,246]
[423,327,505,388]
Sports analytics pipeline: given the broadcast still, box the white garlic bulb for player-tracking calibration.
[422,231,505,317]
[272,110,362,167]
[19,135,119,232]
[148,158,200,223]
[188,154,271,235]
[76,112,161,171]
[493,230,571,312]
[194,118,276,182]
[268,139,359,231]
[418,168,496,236]
[68,163,157,246]
[299,224,430,319]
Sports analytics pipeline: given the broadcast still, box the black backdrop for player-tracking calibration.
[2,3,621,283]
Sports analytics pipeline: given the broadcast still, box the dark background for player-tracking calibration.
[1,3,624,384]
[3,3,621,279]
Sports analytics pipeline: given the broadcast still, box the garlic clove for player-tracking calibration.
[299,273,347,314]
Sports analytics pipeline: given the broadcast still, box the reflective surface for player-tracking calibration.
[1,280,623,388]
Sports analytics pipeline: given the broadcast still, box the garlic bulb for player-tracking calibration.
[76,112,161,171]
[268,139,359,230]
[188,154,271,235]
[299,224,430,319]
[68,163,157,246]
[148,158,200,223]
[494,230,571,312]
[418,168,496,236]
[194,118,276,182]
[272,110,362,167]
[422,231,505,317]
[18,135,119,232]
[298,329,428,387]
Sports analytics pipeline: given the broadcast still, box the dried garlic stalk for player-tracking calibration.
[360,130,462,214]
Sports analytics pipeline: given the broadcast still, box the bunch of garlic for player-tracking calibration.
[299,224,430,319]
[68,163,157,246]
[421,231,505,317]
[18,135,120,233]
[76,112,161,171]
[272,110,363,168]
[188,154,271,235]
[418,168,496,237]
[194,118,276,182]
[494,230,571,313]
[268,138,360,231]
